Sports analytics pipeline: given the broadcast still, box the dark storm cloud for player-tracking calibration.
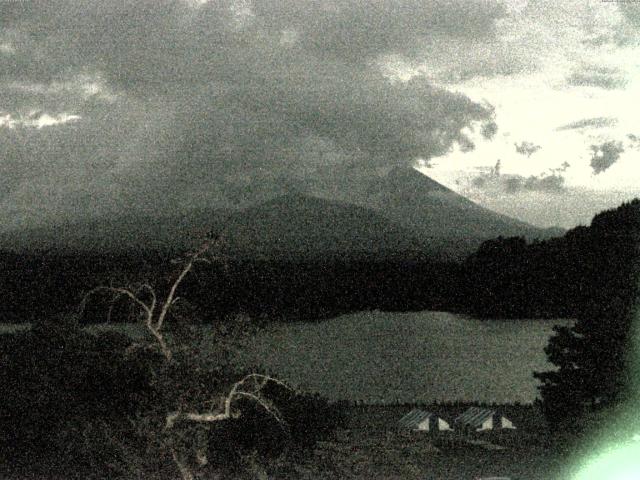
[0,0,502,223]
[0,0,505,85]
[520,174,565,193]
[514,141,541,157]
[556,117,618,131]
[252,0,506,63]
[590,140,624,174]
[567,65,628,90]
[619,3,640,28]
[480,120,498,140]
[0,97,171,218]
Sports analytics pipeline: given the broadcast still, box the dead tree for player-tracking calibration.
[80,234,292,479]
[80,237,220,361]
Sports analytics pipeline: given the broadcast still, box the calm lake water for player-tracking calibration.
[239,311,573,405]
[1,311,572,405]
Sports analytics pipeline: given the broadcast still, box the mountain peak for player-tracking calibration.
[385,166,449,193]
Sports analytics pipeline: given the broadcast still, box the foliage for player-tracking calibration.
[0,314,157,475]
[534,199,640,430]
[0,315,345,478]
[0,236,345,479]
[0,247,465,324]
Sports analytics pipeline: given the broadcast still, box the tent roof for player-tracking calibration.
[398,409,437,429]
[454,407,497,427]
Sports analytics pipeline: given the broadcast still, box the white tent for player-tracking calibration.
[454,407,515,432]
[398,409,453,432]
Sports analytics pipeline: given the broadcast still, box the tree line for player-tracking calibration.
[0,250,467,324]
[533,199,640,431]
[0,200,638,325]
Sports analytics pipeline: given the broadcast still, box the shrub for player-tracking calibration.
[2,238,346,479]
[0,314,345,479]
[204,378,346,465]
[0,315,156,475]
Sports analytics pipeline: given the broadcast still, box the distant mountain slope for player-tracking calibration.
[220,193,426,259]
[0,209,231,253]
[0,168,564,260]
[0,195,426,259]
[357,167,563,258]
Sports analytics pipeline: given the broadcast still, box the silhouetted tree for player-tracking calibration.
[534,199,640,429]
[463,236,529,317]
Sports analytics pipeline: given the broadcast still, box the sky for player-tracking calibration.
[0,0,639,231]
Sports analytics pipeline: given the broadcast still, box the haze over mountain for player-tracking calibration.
[1,1,638,242]
[0,209,231,253]
[0,168,561,260]
[358,166,563,257]
[220,193,426,259]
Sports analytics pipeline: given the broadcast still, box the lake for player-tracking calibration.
[238,310,573,405]
[1,311,572,405]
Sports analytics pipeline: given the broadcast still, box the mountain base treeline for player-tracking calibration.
[1,199,638,324]
[0,250,466,323]
[462,198,640,319]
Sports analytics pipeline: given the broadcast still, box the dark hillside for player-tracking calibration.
[361,166,562,259]
[462,198,640,319]
[220,193,428,259]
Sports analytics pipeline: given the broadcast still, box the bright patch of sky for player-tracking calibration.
[0,43,15,54]
[0,112,81,129]
[419,70,640,192]
[391,0,640,226]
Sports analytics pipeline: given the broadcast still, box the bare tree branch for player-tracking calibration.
[82,286,153,318]
[79,236,226,362]
[155,236,221,333]
[236,373,292,393]
[74,230,299,480]
[165,374,293,430]
[147,325,172,361]
[106,292,125,324]
[134,283,157,314]
[233,391,286,428]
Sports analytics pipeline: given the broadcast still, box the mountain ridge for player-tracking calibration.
[0,169,564,260]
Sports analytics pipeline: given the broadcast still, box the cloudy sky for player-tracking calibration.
[1,0,639,231]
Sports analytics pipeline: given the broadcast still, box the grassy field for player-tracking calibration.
[266,403,574,480]
[0,400,576,480]
[1,321,578,478]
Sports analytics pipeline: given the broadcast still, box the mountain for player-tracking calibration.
[219,193,426,260]
[216,169,562,260]
[0,209,232,253]
[0,168,564,260]
[0,194,426,259]
[355,166,563,258]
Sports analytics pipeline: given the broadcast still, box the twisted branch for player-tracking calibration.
[79,235,225,362]
[165,374,292,430]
